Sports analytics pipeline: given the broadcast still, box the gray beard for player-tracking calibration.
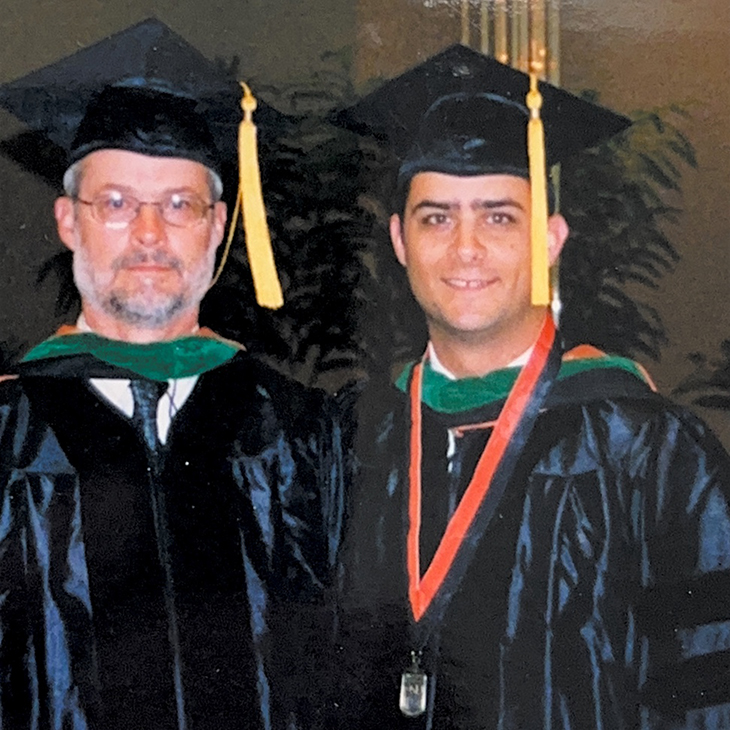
[104,289,187,328]
[73,245,216,330]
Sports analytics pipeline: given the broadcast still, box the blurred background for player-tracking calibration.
[0,0,728,441]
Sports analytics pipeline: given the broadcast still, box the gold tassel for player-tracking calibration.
[222,82,283,309]
[526,73,550,307]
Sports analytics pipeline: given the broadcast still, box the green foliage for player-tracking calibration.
[558,101,694,359]
[196,49,379,386]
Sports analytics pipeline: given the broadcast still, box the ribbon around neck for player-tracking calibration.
[407,315,557,622]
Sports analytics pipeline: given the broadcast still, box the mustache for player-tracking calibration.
[113,250,183,272]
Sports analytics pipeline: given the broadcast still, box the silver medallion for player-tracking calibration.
[399,651,427,717]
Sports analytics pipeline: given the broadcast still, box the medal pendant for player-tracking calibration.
[399,652,427,717]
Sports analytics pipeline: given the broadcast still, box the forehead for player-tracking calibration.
[77,149,210,194]
[407,172,530,205]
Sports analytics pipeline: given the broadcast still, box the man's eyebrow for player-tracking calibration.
[410,199,454,213]
[92,184,200,196]
[409,198,526,214]
[473,198,525,211]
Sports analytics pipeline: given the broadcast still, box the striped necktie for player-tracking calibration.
[130,378,168,452]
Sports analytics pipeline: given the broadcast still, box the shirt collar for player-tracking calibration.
[428,341,534,381]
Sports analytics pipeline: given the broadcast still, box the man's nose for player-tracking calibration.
[130,203,166,245]
[453,218,484,262]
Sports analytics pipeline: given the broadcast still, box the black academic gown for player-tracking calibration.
[337,346,730,729]
[0,351,343,730]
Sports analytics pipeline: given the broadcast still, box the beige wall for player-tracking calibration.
[354,0,461,85]
[0,0,356,87]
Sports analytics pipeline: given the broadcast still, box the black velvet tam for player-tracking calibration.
[333,44,631,184]
[0,18,284,175]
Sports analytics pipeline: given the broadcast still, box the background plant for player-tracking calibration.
[559,100,694,360]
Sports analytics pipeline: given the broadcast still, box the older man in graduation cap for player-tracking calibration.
[333,46,730,729]
[0,19,342,730]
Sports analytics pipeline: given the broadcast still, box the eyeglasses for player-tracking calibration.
[74,191,215,229]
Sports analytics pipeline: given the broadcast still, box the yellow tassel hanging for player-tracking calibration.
[526,73,550,307]
[227,82,283,309]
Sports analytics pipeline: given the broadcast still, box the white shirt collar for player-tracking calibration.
[76,313,92,333]
[76,315,198,444]
[428,342,534,381]
[89,376,197,444]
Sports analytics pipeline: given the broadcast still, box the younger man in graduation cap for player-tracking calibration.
[0,19,341,730]
[334,45,730,729]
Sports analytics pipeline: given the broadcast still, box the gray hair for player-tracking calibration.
[62,161,84,198]
[62,157,224,201]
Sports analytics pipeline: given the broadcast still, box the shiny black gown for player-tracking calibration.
[337,349,730,729]
[0,352,343,730]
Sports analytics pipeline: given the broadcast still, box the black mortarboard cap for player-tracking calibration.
[0,17,283,176]
[333,44,630,185]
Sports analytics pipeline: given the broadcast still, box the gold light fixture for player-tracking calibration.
[452,0,559,82]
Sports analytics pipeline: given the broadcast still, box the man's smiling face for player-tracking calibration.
[390,172,566,350]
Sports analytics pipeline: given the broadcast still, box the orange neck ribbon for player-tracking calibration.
[407,314,557,621]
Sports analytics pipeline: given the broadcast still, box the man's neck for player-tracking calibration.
[428,310,548,379]
[79,308,200,343]
[429,341,532,380]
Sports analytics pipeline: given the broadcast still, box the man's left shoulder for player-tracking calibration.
[554,344,658,403]
[589,387,730,473]
[550,346,729,461]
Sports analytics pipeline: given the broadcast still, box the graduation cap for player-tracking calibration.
[333,44,631,305]
[0,18,284,308]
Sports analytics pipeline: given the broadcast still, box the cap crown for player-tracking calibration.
[0,18,282,173]
[334,45,630,180]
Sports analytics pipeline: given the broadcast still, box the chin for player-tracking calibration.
[443,312,501,335]
[105,291,189,328]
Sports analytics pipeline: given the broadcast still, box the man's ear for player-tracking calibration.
[547,213,569,266]
[54,197,77,251]
[211,201,228,251]
[389,214,407,267]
